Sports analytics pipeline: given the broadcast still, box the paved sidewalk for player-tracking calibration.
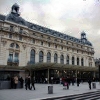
[0,82,100,100]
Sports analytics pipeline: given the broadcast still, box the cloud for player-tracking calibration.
[0,0,100,58]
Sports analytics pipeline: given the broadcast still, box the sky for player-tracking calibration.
[0,0,100,58]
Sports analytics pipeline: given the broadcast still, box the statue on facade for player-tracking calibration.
[5,3,27,26]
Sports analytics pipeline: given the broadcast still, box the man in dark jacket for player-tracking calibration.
[31,77,35,90]
[88,79,91,89]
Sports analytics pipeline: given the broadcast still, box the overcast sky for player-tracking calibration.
[0,0,100,58]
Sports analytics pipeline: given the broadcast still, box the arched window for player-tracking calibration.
[54,53,58,63]
[60,55,64,64]
[77,57,79,65]
[10,43,14,48]
[8,43,20,66]
[72,56,74,65]
[66,55,69,64]
[10,43,19,49]
[81,58,84,66]
[47,52,51,62]
[30,49,35,64]
[39,51,43,62]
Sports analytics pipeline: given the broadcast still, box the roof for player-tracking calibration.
[0,4,92,46]
[24,63,98,72]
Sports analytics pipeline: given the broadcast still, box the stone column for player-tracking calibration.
[69,55,72,65]
[35,52,39,63]
[75,56,77,65]
[79,56,81,66]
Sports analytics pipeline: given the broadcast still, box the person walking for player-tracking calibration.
[88,79,91,89]
[77,78,80,87]
[31,77,35,90]
[25,76,28,90]
[14,75,18,89]
[19,77,24,88]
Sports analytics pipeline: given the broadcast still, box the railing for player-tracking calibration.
[27,61,35,65]
[7,58,19,63]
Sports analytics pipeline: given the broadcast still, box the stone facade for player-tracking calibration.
[0,4,95,68]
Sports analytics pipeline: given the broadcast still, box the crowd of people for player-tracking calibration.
[10,75,35,90]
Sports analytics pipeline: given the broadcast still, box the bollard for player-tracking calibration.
[48,86,53,94]
[92,82,96,89]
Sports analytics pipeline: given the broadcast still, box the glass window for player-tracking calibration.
[48,43,50,47]
[10,26,13,32]
[39,51,43,62]
[30,49,35,64]
[32,39,35,43]
[9,34,12,38]
[77,57,79,65]
[72,56,74,65]
[19,28,23,34]
[19,35,22,40]
[8,53,13,60]
[66,55,69,64]
[54,53,58,63]
[14,53,19,62]
[60,55,64,64]
[16,44,19,48]
[41,41,43,45]
[10,43,14,48]
[81,58,84,66]
[47,52,51,62]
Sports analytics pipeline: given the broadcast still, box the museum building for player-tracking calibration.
[0,3,98,83]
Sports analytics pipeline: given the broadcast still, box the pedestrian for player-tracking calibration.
[31,77,35,90]
[25,75,31,90]
[77,78,80,87]
[19,77,24,88]
[88,79,91,89]
[25,76,28,90]
[10,76,14,89]
[14,75,18,89]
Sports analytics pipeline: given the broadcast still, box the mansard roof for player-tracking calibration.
[0,13,92,46]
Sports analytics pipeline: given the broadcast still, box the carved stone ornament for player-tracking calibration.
[1,38,7,46]
[22,43,27,49]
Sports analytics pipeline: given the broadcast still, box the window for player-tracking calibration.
[47,52,51,62]
[54,53,58,63]
[19,28,23,34]
[66,55,69,64]
[48,37,50,39]
[55,45,57,48]
[14,53,19,62]
[61,46,63,50]
[10,43,14,48]
[39,51,43,62]
[10,26,13,32]
[48,43,50,47]
[72,56,74,65]
[81,58,84,66]
[77,57,79,65]
[10,43,19,49]
[30,49,35,64]
[61,40,63,43]
[41,35,43,38]
[8,53,13,62]
[8,43,19,65]
[16,44,19,48]
[60,55,64,64]
[9,34,12,38]
[32,39,35,43]
[19,35,22,40]
[41,41,43,45]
